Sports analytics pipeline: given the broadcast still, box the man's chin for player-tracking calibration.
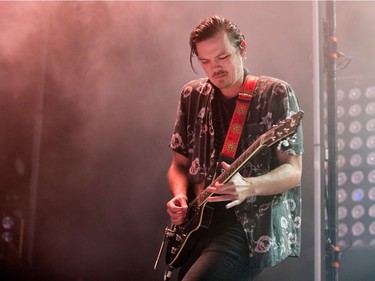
[212,77,227,88]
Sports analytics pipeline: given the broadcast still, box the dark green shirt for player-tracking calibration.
[169,75,304,269]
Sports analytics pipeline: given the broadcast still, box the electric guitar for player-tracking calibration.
[155,110,303,271]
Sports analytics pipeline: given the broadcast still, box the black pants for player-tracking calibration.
[178,203,262,281]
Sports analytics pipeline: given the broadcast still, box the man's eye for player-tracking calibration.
[219,55,229,60]
[201,60,209,64]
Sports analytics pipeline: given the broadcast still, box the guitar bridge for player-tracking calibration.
[165,227,175,238]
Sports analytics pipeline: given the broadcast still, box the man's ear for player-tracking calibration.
[240,40,247,59]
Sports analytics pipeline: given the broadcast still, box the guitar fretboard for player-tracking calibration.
[190,136,264,207]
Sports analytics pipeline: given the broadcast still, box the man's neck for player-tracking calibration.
[220,69,248,99]
[220,80,244,99]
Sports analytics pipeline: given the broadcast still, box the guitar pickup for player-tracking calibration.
[171,247,179,255]
[200,204,214,229]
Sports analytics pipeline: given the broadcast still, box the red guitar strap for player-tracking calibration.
[221,75,258,159]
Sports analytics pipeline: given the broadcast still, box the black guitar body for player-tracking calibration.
[165,203,214,267]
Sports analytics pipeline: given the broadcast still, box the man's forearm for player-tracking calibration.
[246,162,302,197]
[167,163,189,198]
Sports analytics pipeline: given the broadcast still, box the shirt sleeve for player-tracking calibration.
[276,82,304,156]
[168,85,190,157]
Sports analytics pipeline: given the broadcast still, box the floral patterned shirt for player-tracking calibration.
[169,74,304,269]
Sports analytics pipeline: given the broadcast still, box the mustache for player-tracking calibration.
[212,70,227,77]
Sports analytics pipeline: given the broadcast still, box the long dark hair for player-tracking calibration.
[189,15,245,72]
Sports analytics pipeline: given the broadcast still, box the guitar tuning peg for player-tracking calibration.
[283,139,291,147]
[290,134,297,142]
[278,138,291,150]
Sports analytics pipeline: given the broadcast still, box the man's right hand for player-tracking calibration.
[166,194,188,225]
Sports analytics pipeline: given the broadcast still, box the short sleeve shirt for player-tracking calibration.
[169,75,304,269]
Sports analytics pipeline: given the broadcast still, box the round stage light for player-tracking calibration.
[367,135,375,149]
[337,154,346,168]
[366,86,375,99]
[352,188,365,202]
[369,221,375,235]
[366,102,375,115]
[338,223,348,238]
[349,120,362,134]
[349,104,362,117]
[338,138,345,151]
[368,204,375,217]
[349,137,363,150]
[367,152,375,166]
[337,121,345,135]
[367,119,375,132]
[338,206,348,220]
[1,216,14,230]
[368,187,375,201]
[351,171,365,185]
[351,205,365,219]
[337,105,345,118]
[350,154,362,167]
[348,88,361,100]
[338,188,348,204]
[1,231,13,243]
[352,222,365,236]
[338,172,348,187]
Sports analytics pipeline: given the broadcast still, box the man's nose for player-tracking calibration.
[211,58,221,69]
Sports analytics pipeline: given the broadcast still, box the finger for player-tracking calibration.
[170,211,187,224]
[206,186,217,193]
[174,199,187,208]
[172,216,185,225]
[174,218,185,225]
[221,161,231,170]
[206,185,228,194]
[172,207,188,216]
[171,213,184,221]
[211,182,224,188]
[177,196,188,207]
[208,195,238,203]
[167,204,187,215]
[225,199,241,209]
[209,184,237,195]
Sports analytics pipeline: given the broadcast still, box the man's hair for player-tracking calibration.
[189,15,245,72]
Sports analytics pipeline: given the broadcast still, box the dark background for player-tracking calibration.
[0,1,374,281]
